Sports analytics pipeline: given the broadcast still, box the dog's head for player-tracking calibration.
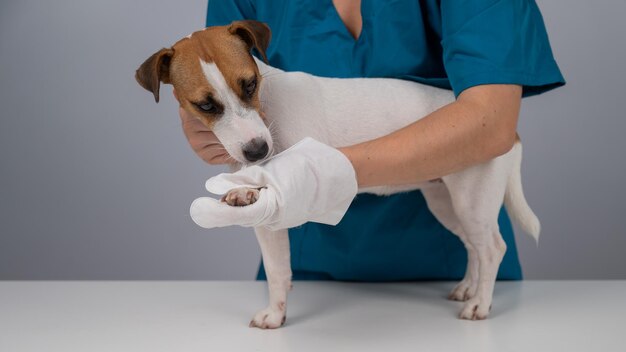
[136,20,273,163]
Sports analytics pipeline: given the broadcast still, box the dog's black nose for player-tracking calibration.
[243,138,269,162]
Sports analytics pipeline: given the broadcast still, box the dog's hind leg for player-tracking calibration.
[421,183,478,301]
[443,153,514,320]
[250,227,292,329]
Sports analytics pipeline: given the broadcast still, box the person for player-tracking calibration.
[182,0,564,281]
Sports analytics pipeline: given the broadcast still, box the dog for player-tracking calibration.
[136,20,540,329]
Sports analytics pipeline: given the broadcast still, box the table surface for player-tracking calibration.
[1,280,624,352]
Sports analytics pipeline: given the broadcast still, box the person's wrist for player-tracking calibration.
[338,144,363,188]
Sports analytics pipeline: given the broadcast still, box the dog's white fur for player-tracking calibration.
[203,57,540,328]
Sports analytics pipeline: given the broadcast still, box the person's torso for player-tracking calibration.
[254,0,451,89]
[241,0,524,281]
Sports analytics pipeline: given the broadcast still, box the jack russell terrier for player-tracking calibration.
[136,20,540,329]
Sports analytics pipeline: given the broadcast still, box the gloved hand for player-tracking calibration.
[189,137,358,230]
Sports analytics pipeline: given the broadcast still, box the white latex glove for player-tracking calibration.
[189,137,358,230]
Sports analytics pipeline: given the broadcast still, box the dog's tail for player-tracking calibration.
[504,139,541,244]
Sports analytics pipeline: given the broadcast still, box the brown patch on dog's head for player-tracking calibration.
[135,21,271,129]
[227,20,271,63]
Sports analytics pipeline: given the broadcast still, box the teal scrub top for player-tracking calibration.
[206,0,565,281]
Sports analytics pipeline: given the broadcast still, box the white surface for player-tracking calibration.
[1,281,623,351]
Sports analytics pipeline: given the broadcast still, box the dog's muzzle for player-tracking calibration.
[243,137,269,162]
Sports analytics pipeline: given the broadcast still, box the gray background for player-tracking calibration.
[0,0,624,280]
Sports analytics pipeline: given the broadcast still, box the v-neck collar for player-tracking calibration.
[327,0,365,44]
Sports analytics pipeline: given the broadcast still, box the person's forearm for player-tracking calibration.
[339,84,522,188]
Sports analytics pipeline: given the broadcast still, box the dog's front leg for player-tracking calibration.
[250,226,292,329]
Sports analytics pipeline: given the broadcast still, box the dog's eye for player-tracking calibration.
[245,78,257,97]
[197,102,217,113]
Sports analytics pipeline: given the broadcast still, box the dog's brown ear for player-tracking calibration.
[228,20,271,63]
[135,48,174,103]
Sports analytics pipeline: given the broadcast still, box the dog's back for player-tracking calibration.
[256,58,455,152]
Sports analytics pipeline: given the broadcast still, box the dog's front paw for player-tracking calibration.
[459,296,492,320]
[221,187,260,206]
[448,279,477,302]
[249,305,286,329]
